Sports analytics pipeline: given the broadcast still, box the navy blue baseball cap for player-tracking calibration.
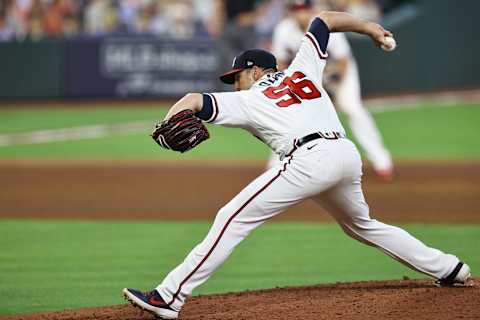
[219,49,278,84]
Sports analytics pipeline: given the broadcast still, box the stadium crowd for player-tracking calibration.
[0,0,406,42]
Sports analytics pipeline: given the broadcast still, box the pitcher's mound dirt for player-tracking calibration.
[6,279,479,320]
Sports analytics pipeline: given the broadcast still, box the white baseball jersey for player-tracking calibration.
[198,18,345,158]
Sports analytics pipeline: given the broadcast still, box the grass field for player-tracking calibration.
[1,220,479,315]
[1,102,479,315]
[0,103,479,159]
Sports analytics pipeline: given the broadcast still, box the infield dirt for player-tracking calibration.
[1,160,479,319]
[1,160,479,223]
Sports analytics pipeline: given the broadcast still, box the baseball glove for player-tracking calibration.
[151,109,209,153]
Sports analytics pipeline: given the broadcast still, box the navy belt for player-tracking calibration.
[295,131,346,148]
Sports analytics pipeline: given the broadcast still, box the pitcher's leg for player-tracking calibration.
[314,177,460,280]
[157,157,310,311]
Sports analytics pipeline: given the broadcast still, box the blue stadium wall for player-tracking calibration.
[0,0,478,100]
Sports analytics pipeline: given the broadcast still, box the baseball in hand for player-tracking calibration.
[381,36,397,52]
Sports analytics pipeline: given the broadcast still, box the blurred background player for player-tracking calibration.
[270,0,394,181]
[209,0,261,90]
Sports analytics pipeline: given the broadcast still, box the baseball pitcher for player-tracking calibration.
[123,11,471,319]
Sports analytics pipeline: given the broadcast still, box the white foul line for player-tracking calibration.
[0,121,153,147]
[1,96,478,147]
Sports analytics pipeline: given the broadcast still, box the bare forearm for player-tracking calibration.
[164,93,203,120]
[318,11,392,46]
[318,11,370,33]
[208,0,225,38]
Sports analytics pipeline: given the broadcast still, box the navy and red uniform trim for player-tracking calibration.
[305,17,330,60]
[196,93,219,123]
[210,94,219,122]
[166,156,295,306]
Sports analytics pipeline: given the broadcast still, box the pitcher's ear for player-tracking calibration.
[253,66,263,80]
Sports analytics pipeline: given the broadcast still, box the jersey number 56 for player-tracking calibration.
[262,71,321,107]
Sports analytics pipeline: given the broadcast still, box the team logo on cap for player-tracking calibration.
[232,57,237,67]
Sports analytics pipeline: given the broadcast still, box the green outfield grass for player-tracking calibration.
[0,219,478,315]
[0,103,479,160]
[0,107,163,134]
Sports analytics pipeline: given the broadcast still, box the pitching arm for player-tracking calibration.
[164,93,203,121]
[318,11,393,47]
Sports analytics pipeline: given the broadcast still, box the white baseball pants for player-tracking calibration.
[157,139,459,311]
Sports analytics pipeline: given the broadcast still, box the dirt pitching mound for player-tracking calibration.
[5,279,479,320]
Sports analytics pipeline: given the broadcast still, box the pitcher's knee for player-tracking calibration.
[352,217,384,230]
[340,217,383,239]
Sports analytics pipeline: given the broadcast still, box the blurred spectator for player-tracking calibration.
[161,1,209,39]
[2,0,397,41]
[148,2,168,35]
[0,10,15,41]
[84,0,121,35]
[163,2,194,39]
[132,1,157,34]
[192,0,214,29]
[43,0,65,36]
[118,0,143,33]
[62,12,80,37]
[25,0,46,40]
[0,0,213,40]
[4,0,29,39]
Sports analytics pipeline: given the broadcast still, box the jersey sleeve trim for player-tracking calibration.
[196,94,214,121]
[206,93,219,123]
[307,17,330,55]
[197,93,219,123]
[305,32,328,60]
